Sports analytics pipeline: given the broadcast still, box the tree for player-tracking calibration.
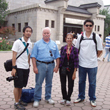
[99,8,110,40]
[0,0,8,25]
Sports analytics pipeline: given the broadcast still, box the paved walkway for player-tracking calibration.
[0,51,110,110]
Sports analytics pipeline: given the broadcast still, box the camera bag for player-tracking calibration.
[4,39,29,72]
[20,87,35,103]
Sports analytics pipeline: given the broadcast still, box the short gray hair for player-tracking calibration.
[42,27,51,34]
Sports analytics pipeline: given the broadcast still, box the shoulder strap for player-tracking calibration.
[79,35,83,53]
[93,32,97,54]
[16,39,29,59]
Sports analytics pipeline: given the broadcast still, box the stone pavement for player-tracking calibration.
[0,51,110,110]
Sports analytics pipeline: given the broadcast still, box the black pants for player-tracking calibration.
[59,68,74,101]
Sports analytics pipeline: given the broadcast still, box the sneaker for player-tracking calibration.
[90,100,96,107]
[14,103,25,110]
[97,58,101,61]
[33,101,39,108]
[74,98,84,103]
[60,99,66,105]
[66,100,71,106]
[45,99,55,105]
[19,100,27,106]
[102,58,105,61]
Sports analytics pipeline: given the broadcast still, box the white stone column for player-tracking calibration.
[56,7,66,48]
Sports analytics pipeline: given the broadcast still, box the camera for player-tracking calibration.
[6,75,18,82]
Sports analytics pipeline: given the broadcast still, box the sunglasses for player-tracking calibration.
[85,25,93,27]
[49,50,53,57]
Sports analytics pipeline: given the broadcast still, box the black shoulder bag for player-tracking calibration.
[4,39,29,72]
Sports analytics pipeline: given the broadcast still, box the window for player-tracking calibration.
[25,22,28,27]
[98,26,100,32]
[18,23,21,32]
[45,20,49,27]
[95,25,96,31]
[12,24,15,28]
[51,20,55,28]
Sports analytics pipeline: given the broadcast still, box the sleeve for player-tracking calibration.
[96,34,103,51]
[54,44,60,59]
[30,43,38,59]
[75,35,81,49]
[11,40,19,52]
[73,48,79,68]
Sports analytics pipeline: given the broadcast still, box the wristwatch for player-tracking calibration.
[12,65,17,69]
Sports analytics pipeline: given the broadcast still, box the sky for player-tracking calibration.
[102,0,110,5]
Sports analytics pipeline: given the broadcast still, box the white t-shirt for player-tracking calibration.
[12,37,32,69]
[75,32,103,68]
[72,39,77,46]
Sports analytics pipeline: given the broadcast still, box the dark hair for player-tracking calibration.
[99,34,102,37]
[23,26,33,33]
[73,34,77,39]
[84,19,94,25]
[109,33,110,35]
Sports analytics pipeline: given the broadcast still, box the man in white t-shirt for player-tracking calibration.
[74,19,103,107]
[11,26,33,110]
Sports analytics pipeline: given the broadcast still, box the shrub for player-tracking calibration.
[0,26,16,38]
[0,37,12,51]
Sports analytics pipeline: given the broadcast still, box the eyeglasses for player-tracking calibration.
[85,25,93,27]
[49,50,53,57]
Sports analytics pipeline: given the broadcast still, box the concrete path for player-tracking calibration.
[0,51,110,110]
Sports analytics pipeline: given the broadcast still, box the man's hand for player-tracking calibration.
[11,69,16,76]
[33,67,38,74]
[53,66,59,73]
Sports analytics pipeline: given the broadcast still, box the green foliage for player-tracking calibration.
[99,8,110,40]
[0,38,12,51]
[0,0,8,25]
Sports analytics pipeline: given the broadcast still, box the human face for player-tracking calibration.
[42,29,51,41]
[84,22,94,33]
[66,34,73,46]
[23,28,32,39]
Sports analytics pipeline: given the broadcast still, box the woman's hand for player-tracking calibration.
[72,72,76,80]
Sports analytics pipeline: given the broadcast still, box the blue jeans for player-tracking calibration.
[34,61,55,101]
[103,48,110,62]
[78,66,97,101]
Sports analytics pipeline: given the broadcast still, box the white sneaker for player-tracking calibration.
[90,100,96,107]
[74,98,84,103]
[45,99,55,105]
[66,100,71,106]
[60,99,66,105]
[33,101,39,107]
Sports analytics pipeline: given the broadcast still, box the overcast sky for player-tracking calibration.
[102,0,110,5]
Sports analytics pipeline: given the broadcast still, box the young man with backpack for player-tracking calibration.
[11,26,33,110]
[74,19,103,107]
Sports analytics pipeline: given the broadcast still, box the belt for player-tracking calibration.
[37,60,54,64]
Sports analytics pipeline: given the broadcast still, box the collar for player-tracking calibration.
[84,31,93,38]
[21,37,31,43]
[42,38,51,44]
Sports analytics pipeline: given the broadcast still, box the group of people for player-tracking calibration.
[11,19,103,110]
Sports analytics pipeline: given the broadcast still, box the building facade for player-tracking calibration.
[6,0,105,47]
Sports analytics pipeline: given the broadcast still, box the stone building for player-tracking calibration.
[6,0,105,47]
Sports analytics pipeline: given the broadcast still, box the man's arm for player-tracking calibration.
[11,51,17,76]
[53,58,60,73]
[32,57,38,74]
[97,50,103,57]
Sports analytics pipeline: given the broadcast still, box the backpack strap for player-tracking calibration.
[93,32,98,54]
[79,35,84,53]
